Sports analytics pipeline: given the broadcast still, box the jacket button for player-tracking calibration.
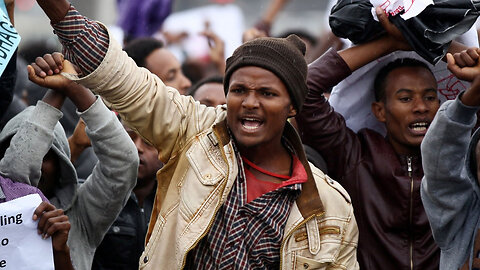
[143,256,149,263]
[303,263,309,269]
[204,174,212,180]
[112,226,120,233]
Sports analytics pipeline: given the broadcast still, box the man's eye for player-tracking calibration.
[425,96,438,101]
[262,91,275,97]
[399,97,411,102]
[230,88,243,93]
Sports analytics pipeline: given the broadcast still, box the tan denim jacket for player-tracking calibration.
[66,26,359,270]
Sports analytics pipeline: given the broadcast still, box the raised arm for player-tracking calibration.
[0,89,65,186]
[296,8,409,180]
[421,48,480,250]
[34,3,220,163]
[254,0,290,35]
[36,0,107,75]
[28,53,139,247]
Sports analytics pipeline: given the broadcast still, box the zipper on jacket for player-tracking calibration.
[407,156,414,270]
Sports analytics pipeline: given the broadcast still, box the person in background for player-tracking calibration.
[188,75,226,107]
[0,53,139,270]
[421,47,480,270]
[123,37,191,94]
[0,173,74,270]
[92,120,163,270]
[296,7,469,269]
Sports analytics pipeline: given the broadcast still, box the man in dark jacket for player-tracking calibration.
[92,123,162,270]
[296,7,465,270]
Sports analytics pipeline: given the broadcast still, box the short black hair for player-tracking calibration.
[188,75,224,97]
[123,38,164,68]
[373,58,433,102]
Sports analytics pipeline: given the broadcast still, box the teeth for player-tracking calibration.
[412,122,428,128]
[242,118,262,130]
[412,126,427,131]
[411,122,428,131]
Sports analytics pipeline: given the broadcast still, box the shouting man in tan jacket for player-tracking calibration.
[29,0,359,268]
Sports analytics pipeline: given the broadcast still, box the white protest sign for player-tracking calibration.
[370,0,433,21]
[0,1,20,77]
[0,194,54,270]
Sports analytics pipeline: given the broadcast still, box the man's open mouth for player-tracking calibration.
[241,117,263,130]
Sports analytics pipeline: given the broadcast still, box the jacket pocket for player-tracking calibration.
[186,134,226,186]
[295,255,332,270]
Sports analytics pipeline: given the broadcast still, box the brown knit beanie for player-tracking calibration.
[224,34,308,111]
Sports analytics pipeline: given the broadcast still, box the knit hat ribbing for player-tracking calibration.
[224,34,308,111]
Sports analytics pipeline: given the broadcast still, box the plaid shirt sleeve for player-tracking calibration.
[52,5,109,75]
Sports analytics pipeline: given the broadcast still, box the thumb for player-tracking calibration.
[446,53,460,75]
[376,7,393,32]
[62,60,78,75]
[27,65,44,85]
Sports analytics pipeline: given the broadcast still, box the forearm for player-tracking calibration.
[296,49,359,181]
[63,81,96,112]
[68,137,88,163]
[0,101,61,184]
[36,0,70,24]
[338,35,398,72]
[75,98,138,244]
[65,85,96,163]
[42,89,66,110]
[49,6,108,75]
[54,247,74,270]
[262,0,289,24]
[421,97,478,247]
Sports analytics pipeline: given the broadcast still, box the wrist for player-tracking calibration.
[42,90,66,110]
[53,244,69,254]
[37,0,71,24]
[460,90,480,107]
[66,84,96,112]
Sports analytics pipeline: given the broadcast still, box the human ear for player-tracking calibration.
[287,105,297,118]
[371,101,386,123]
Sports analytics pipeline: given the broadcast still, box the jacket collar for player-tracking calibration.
[212,120,325,219]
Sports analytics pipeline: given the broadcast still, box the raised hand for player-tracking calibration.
[68,119,92,163]
[201,29,225,74]
[32,52,64,77]
[27,53,77,91]
[242,27,267,43]
[375,6,411,52]
[446,47,480,106]
[446,48,480,82]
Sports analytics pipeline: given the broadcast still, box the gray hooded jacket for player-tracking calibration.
[421,95,480,270]
[0,98,139,270]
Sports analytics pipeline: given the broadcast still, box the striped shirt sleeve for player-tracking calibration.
[52,5,109,75]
